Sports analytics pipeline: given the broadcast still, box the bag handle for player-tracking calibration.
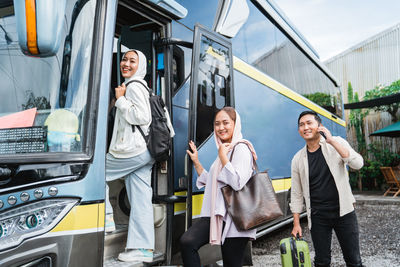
[229,141,259,173]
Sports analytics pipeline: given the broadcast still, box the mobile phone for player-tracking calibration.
[319,131,326,139]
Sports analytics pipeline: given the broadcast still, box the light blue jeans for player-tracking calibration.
[105,151,155,250]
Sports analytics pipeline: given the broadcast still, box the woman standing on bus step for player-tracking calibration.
[180,107,257,267]
[105,49,155,263]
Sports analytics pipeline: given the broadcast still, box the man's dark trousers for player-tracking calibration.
[310,210,362,267]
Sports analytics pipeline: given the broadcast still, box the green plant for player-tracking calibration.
[347,82,369,190]
[354,142,400,191]
[363,80,400,122]
[347,82,369,155]
[303,92,336,114]
[303,92,332,107]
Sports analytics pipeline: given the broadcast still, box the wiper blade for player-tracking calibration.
[0,166,11,177]
[0,24,12,44]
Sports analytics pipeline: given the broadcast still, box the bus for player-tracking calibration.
[0,0,345,266]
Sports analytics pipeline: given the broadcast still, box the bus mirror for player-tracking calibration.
[213,0,249,38]
[13,0,67,57]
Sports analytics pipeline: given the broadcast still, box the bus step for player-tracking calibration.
[103,252,165,267]
[104,227,128,259]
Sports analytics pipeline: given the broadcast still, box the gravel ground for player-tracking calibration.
[252,201,400,267]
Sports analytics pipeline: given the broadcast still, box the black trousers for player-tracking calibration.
[310,210,363,267]
[180,217,249,267]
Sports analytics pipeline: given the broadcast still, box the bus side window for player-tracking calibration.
[191,25,234,147]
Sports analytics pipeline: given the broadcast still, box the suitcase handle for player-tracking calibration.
[296,233,304,241]
[290,237,299,267]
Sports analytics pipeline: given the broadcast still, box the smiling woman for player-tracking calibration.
[214,108,236,143]
[120,50,139,78]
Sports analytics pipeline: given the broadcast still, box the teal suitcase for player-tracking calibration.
[279,236,311,267]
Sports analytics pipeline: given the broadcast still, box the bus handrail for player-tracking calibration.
[155,38,193,49]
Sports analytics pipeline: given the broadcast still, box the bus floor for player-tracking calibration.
[104,227,165,267]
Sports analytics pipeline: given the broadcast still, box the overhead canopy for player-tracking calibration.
[344,93,400,109]
[370,121,400,137]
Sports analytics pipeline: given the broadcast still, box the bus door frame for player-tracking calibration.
[113,2,183,263]
[187,24,235,228]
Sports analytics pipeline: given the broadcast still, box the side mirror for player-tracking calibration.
[213,0,249,38]
[13,0,67,57]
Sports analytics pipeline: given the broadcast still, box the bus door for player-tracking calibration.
[186,24,234,228]
[105,2,174,264]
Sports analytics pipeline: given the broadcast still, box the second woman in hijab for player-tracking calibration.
[180,106,257,267]
[105,49,155,263]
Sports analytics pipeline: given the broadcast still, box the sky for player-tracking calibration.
[273,0,400,61]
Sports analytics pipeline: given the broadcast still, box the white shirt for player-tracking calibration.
[108,80,151,158]
[290,136,364,229]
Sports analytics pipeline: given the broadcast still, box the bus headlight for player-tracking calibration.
[0,198,78,251]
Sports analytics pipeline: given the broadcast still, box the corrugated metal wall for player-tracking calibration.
[325,23,400,99]
[324,23,400,153]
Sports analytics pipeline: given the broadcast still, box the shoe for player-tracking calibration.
[118,249,153,262]
[105,214,115,233]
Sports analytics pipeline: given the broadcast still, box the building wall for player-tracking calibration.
[324,23,400,153]
[325,23,400,99]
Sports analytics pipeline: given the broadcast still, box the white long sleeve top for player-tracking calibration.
[108,80,151,158]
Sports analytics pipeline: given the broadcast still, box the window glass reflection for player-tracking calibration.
[195,35,230,145]
[231,0,342,118]
[175,0,219,30]
[0,0,96,154]
[232,4,275,63]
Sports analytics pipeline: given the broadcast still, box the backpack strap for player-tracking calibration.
[125,79,152,95]
[123,80,151,137]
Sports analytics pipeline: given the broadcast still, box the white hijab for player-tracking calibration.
[122,49,147,84]
[120,49,175,137]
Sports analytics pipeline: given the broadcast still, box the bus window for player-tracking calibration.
[190,25,234,146]
[0,0,96,157]
[214,74,226,109]
[231,0,343,118]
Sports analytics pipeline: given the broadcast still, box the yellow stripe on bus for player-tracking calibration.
[174,178,292,216]
[50,203,104,232]
[233,57,346,127]
[271,178,291,193]
[174,191,203,216]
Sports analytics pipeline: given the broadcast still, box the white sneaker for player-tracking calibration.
[118,249,153,262]
[105,214,115,233]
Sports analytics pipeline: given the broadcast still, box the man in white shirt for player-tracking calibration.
[290,111,364,267]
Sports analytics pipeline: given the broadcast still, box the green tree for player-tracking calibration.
[347,82,368,155]
[303,92,335,113]
[363,80,400,122]
[347,82,368,190]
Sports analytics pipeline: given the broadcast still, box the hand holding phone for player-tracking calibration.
[319,131,326,139]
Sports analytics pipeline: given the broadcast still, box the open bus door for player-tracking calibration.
[186,22,234,236]
[179,23,253,265]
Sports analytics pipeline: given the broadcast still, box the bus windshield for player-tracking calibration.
[0,0,96,156]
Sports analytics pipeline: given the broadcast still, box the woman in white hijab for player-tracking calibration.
[105,49,155,263]
[180,107,257,267]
